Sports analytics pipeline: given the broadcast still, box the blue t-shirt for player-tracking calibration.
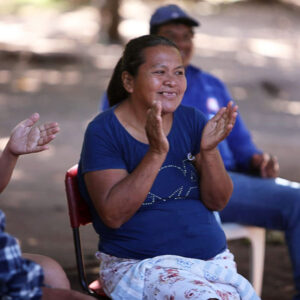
[78,105,227,260]
[101,65,261,172]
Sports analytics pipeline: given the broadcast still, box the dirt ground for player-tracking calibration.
[1,1,300,299]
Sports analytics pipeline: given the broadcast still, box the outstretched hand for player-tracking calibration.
[7,113,60,156]
[201,101,238,151]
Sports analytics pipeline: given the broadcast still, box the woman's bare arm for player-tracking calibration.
[195,101,238,211]
[84,101,169,228]
[85,150,166,228]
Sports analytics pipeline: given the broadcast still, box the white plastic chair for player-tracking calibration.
[222,223,266,296]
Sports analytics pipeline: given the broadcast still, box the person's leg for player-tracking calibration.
[220,172,300,300]
[22,254,95,299]
[42,287,94,300]
[22,253,70,289]
[143,267,239,300]
[143,253,242,300]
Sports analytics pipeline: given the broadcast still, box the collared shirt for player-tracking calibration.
[0,210,44,300]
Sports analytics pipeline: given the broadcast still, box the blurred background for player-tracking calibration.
[1,0,300,298]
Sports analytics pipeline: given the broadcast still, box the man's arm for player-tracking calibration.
[221,86,279,177]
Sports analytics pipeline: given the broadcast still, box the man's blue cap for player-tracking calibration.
[150,4,199,29]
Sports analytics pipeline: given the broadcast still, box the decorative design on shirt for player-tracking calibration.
[187,152,195,161]
[143,157,199,206]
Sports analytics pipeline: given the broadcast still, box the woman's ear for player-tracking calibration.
[122,71,134,93]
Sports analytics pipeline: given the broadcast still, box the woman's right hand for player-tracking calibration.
[86,100,170,229]
[145,101,169,155]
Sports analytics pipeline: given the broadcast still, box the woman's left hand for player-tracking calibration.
[201,101,238,151]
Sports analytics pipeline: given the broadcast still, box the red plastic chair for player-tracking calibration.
[65,164,109,299]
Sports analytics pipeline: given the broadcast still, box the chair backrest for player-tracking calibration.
[65,164,108,299]
[65,164,92,228]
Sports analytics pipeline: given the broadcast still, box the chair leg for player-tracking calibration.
[73,228,91,293]
[73,229,109,299]
[247,227,266,296]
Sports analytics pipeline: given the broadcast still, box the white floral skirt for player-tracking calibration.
[96,249,260,300]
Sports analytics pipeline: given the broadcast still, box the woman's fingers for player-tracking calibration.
[145,101,169,154]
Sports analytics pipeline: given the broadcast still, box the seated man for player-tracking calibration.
[100,4,300,299]
[0,113,93,300]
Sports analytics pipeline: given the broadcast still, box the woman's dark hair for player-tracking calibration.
[107,34,178,107]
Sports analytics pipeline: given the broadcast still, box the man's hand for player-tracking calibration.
[251,153,279,178]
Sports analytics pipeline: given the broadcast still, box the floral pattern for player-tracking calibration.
[95,250,256,300]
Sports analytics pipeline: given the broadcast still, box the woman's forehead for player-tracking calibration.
[143,45,182,63]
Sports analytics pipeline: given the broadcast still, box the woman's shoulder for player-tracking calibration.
[83,108,122,144]
[87,108,117,130]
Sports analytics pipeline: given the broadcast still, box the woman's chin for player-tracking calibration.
[161,101,181,115]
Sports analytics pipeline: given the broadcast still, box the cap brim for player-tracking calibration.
[152,17,200,28]
[175,17,199,27]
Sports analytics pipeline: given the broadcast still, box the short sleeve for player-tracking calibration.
[80,113,127,175]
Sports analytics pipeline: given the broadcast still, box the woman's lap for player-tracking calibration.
[143,264,239,299]
[96,250,244,300]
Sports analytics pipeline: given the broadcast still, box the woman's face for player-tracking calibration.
[128,45,187,114]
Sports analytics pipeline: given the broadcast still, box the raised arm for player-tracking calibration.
[0,113,59,193]
[84,101,169,229]
[195,101,238,211]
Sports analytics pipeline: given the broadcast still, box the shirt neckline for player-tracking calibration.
[111,105,178,146]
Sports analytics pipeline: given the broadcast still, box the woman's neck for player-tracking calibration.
[114,99,173,144]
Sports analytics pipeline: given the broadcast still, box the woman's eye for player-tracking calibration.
[153,70,164,74]
[176,71,184,76]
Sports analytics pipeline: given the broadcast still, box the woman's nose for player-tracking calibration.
[164,74,176,86]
